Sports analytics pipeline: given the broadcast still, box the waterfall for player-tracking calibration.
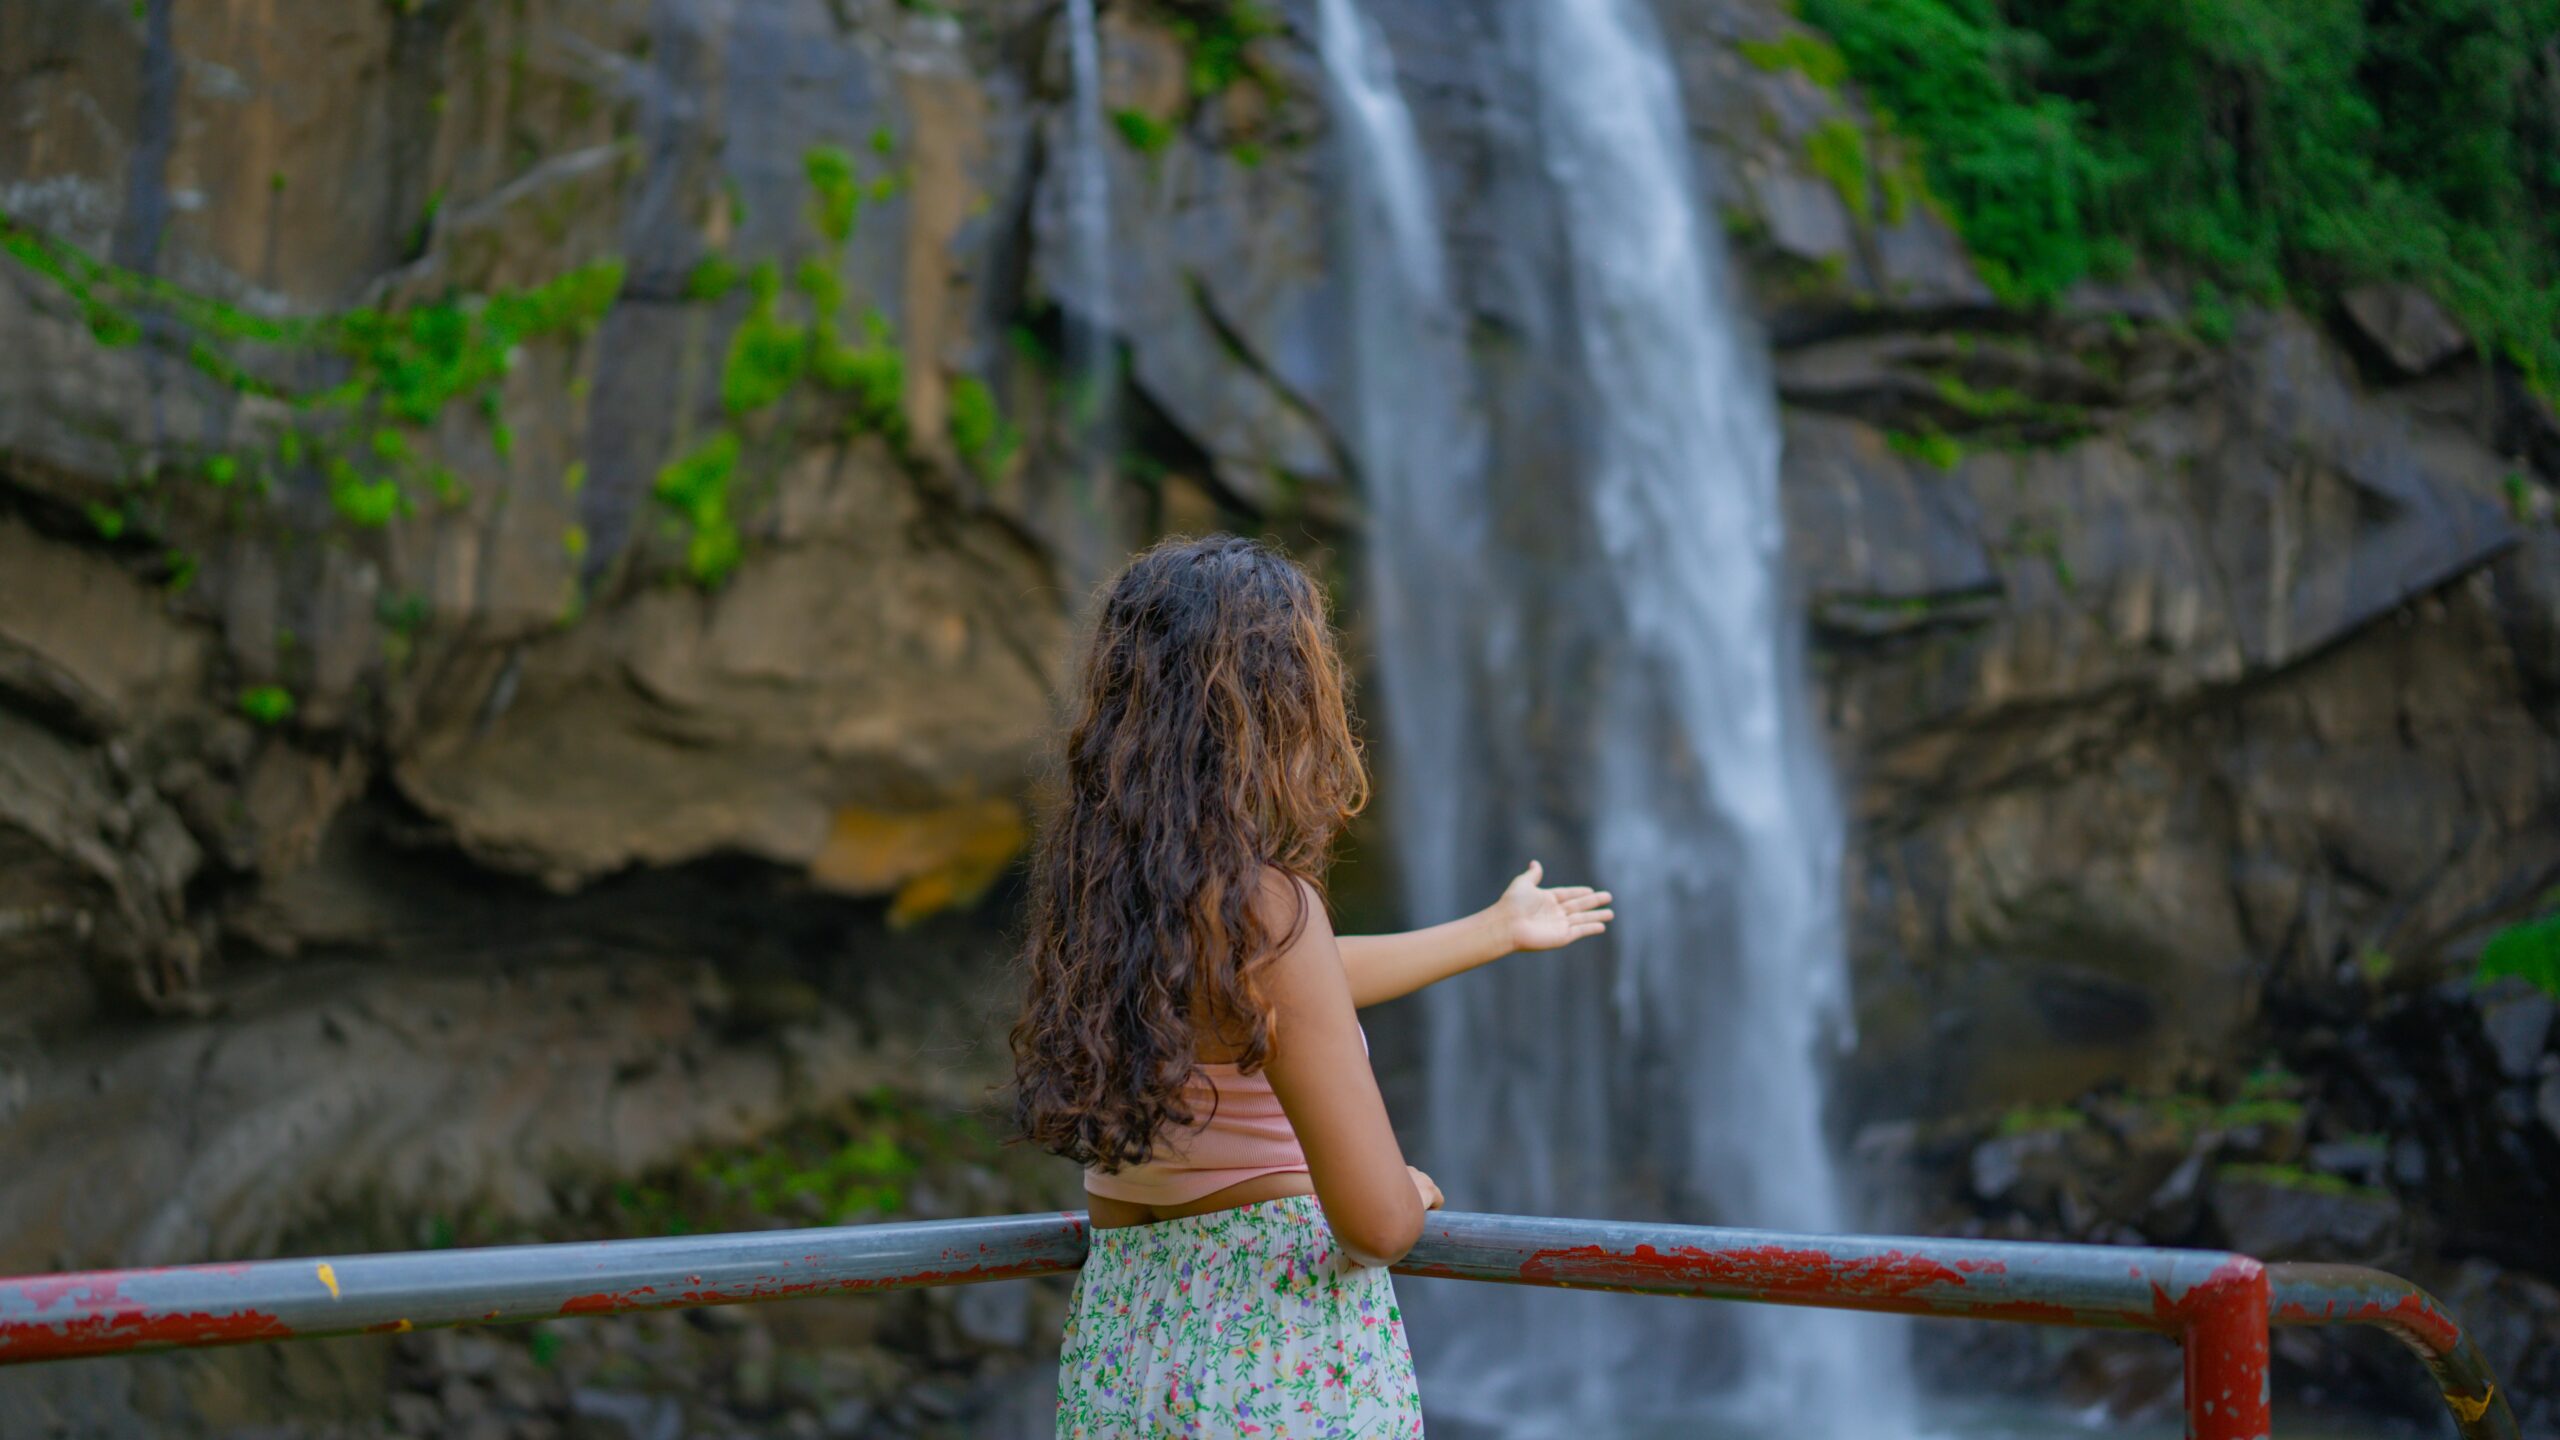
[1051,0,1121,582]
[1060,0,1115,396]
[1320,0,1921,1434]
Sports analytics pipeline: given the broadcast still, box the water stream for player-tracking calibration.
[1319,0,1920,1433]
[1053,0,1121,583]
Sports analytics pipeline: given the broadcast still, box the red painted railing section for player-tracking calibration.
[0,1211,2518,1439]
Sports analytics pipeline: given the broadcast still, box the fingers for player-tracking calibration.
[1521,859,1543,887]
[1562,889,1611,911]
[1569,916,1612,939]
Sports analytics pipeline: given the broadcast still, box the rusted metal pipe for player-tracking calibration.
[3,1212,2513,1440]
[2272,1262,2521,1440]
[1396,1211,2273,1440]
[0,1212,1090,1364]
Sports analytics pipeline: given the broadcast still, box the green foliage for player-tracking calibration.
[685,255,741,301]
[654,430,744,584]
[2190,280,2236,344]
[720,264,810,417]
[326,456,407,527]
[2216,1162,2382,1200]
[376,591,431,634]
[1741,31,1849,91]
[1170,1,1282,101]
[1114,108,1177,156]
[1996,1105,2087,1137]
[236,685,295,725]
[84,502,128,540]
[2478,909,2560,999]
[946,373,1020,483]
[803,144,861,246]
[1,218,625,550]
[1805,117,1873,222]
[1888,428,1963,470]
[811,311,907,438]
[698,1130,920,1224]
[1793,0,2560,395]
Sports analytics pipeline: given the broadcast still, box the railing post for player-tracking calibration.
[2181,1257,2272,1440]
[2270,1262,2522,1440]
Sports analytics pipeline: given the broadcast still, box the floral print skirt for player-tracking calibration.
[1057,1193,1425,1438]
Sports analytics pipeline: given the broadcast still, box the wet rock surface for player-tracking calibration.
[3,0,2557,1435]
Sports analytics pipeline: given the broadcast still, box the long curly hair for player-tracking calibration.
[1010,534,1369,1172]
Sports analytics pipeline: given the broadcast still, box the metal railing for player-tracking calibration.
[0,1211,2519,1439]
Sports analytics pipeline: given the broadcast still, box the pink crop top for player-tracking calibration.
[1082,1029,1365,1206]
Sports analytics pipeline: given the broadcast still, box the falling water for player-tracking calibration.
[1320,0,1920,1434]
[1060,0,1115,397]
[1048,0,1122,583]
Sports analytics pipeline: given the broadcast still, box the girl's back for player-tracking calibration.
[1012,534,1610,1438]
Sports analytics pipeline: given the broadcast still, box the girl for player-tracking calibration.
[1011,534,1613,1437]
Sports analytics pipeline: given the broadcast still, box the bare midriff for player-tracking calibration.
[1086,1170,1317,1229]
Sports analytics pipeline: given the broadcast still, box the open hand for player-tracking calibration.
[1493,860,1613,953]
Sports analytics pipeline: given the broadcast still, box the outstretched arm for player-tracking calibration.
[1336,861,1613,1008]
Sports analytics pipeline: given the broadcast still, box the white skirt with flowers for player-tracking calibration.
[1056,1194,1426,1438]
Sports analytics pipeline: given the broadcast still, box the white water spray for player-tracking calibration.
[1060,0,1115,393]
[1319,0,1920,1433]
[1046,0,1122,585]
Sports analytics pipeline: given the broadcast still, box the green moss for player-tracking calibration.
[1740,32,1848,91]
[793,257,845,316]
[870,126,897,158]
[803,144,860,246]
[684,255,741,301]
[1888,428,1963,470]
[1228,140,1266,170]
[237,685,295,725]
[2478,911,2560,999]
[326,455,407,528]
[1113,108,1177,156]
[653,429,744,585]
[2503,471,2536,523]
[84,502,128,539]
[811,311,906,439]
[2216,1098,2306,1129]
[946,373,1019,483]
[720,277,811,417]
[376,592,431,634]
[1171,1,1282,102]
[1995,1105,2087,1137]
[2190,281,2236,344]
[1931,372,2091,437]
[1805,117,1873,223]
[2238,1061,2304,1102]
[2216,1163,2383,1201]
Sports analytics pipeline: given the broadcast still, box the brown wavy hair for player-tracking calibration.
[1010,534,1369,1171]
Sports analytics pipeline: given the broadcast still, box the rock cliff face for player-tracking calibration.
[2,0,2556,1434]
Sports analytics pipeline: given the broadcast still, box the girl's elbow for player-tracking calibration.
[1333,1200,1425,1269]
